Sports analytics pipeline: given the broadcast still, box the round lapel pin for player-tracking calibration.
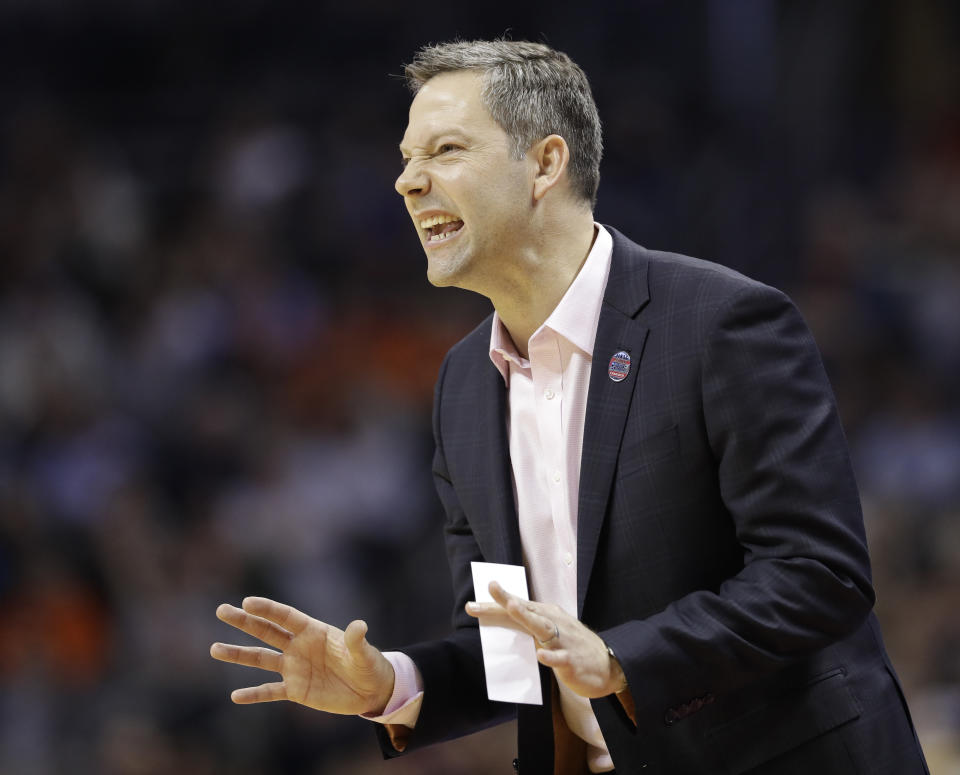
[608,350,631,382]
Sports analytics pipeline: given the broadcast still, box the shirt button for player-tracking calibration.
[563,552,573,566]
[544,388,555,400]
[552,470,561,483]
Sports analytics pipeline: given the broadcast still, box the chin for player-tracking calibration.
[426,272,456,288]
[426,269,467,289]
[425,253,471,289]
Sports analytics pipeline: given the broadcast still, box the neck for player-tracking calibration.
[491,211,597,359]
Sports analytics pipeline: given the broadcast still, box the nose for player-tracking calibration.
[394,160,429,198]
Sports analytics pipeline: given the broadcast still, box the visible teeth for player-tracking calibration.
[419,214,460,229]
[428,227,461,243]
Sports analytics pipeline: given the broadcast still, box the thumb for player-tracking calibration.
[343,619,375,663]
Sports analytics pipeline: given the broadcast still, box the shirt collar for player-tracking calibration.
[488,224,614,384]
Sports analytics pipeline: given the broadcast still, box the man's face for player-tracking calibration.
[395,70,534,291]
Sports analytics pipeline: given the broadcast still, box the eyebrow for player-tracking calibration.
[399,130,470,156]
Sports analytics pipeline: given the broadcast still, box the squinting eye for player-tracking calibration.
[438,144,460,154]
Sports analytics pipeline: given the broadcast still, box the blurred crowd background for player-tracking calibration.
[0,1,958,773]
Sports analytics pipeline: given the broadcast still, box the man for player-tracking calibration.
[211,40,929,774]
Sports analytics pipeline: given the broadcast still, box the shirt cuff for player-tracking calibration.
[361,651,424,727]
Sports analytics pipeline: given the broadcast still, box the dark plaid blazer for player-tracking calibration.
[378,227,928,774]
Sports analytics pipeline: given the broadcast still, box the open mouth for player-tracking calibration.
[420,214,465,245]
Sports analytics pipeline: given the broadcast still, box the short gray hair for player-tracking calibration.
[404,39,602,207]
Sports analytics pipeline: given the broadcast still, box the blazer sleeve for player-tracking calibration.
[375,353,515,757]
[598,282,875,728]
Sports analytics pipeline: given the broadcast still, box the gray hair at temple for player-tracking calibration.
[404,39,603,207]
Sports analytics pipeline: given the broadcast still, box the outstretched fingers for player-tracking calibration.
[464,603,530,633]
[487,582,558,643]
[230,681,288,704]
[241,597,313,636]
[216,603,293,651]
[210,642,284,673]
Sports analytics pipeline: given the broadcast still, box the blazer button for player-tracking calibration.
[512,757,519,772]
[664,708,680,726]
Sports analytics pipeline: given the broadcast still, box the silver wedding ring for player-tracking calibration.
[537,622,560,647]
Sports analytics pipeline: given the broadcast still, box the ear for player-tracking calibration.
[531,134,570,202]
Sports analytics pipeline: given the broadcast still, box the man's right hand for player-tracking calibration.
[211,597,395,716]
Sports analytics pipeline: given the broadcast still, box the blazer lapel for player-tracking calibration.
[470,335,524,566]
[577,229,650,616]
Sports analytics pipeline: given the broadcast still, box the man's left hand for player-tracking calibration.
[465,581,627,699]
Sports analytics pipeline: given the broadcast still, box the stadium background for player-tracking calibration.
[1,1,958,772]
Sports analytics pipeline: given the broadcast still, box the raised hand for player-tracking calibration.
[465,581,627,699]
[211,597,395,716]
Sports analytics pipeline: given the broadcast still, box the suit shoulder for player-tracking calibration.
[606,229,800,351]
[644,249,801,349]
[607,225,788,309]
[642,251,797,334]
[437,311,495,377]
[642,248,777,299]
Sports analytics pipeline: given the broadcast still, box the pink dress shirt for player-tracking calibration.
[370,225,615,773]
